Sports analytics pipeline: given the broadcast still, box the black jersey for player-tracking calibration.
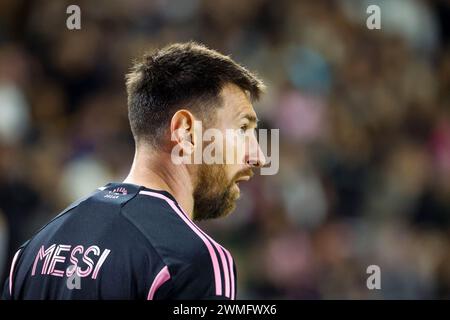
[2,183,236,300]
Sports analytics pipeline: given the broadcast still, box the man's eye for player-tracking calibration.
[238,125,248,134]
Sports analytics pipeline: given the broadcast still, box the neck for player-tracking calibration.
[123,145,195,219]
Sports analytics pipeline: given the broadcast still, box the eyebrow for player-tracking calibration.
[238,113,259,125]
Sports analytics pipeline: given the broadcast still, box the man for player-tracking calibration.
[2,42,266,300]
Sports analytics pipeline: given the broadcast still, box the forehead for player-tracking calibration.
[217,83,256,121]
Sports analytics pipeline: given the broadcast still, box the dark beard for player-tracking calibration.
[192,164,238,221]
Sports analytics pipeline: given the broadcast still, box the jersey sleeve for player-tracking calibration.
[155,250,236,300]
[2,277,11,300]
[2,244,27,300]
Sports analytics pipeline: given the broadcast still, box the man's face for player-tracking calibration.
[192,84,266,221]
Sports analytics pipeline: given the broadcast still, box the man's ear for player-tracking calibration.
[170,109,195,152]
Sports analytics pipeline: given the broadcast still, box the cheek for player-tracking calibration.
[224,134,248,164]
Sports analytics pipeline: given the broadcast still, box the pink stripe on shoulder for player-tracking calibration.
[9,249,21,296]
[222,246,236,300]
[139,190,223,296]
[173,200,236,300]
[147,265,171,300]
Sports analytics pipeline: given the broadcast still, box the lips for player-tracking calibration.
[235,176,251,183]
[234,169,254,183]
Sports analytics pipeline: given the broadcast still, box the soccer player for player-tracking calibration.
[2,42,266,300]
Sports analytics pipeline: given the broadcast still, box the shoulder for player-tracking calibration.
[124,190,237,299]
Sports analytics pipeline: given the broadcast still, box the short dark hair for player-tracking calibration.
[126,41,265,146]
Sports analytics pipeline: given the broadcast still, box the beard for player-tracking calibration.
[192,164,252,221]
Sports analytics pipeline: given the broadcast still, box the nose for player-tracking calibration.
[246,137,267,168]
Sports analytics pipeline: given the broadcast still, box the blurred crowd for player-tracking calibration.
[0,0,449,299]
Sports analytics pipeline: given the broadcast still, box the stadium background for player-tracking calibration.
[0,0,449,299]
